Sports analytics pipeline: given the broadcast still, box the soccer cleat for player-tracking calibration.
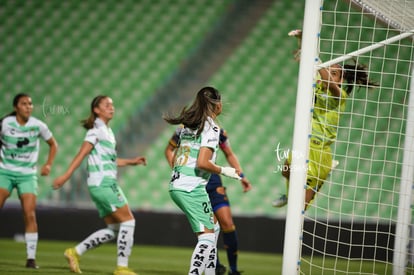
[25,259,39,269]
[64,247,82,274]
[228,270,243,275]
[113,266,138,275]
[216,263,227,275]
[272,194,288,208]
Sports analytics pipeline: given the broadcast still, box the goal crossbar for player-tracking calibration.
[318,29,414,69]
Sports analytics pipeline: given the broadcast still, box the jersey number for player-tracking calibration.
[202,202,210,214]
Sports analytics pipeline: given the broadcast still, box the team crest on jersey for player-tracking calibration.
[30,129,37,137]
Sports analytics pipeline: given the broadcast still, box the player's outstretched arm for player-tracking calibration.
[117,156,147,167]
[288,29,303,61]
[221,140,251,191]
[197,147,241,180]
[53,141,93,189]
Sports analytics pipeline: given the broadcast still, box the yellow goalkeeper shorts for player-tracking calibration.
[306,142,333,191]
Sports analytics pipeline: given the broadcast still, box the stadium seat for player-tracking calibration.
[1,0,406,220]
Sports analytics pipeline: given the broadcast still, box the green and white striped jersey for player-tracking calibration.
[84,118,117,186]
[0,116,53,174]
[169,117,220,192]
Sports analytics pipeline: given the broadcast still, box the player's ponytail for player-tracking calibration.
[163,86,221,135]
[81,95,108,129]
[343,60,377,94]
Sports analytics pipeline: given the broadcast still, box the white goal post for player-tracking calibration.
[282,0,414,274]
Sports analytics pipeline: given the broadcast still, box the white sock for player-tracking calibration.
[189,233,216,275]
[25,232,38,259]
[214,222,220,247]
[205,243,216,275]
[117,219,135,267]
[75,225,118,255]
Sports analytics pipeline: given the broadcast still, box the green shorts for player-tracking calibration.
[0,168,38,196]
[170,185,214,233]
[88,178,128,218]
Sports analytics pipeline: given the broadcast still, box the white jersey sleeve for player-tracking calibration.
[84,128,99,146]
[200,118,220,151]
[38,119,53,141]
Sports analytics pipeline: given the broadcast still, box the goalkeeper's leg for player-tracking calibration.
[272,160,290,207]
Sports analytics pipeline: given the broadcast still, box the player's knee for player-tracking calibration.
[305,189,316,203]
[107,223,120,237]
[221,224,236,233]
[0,190,10,208]
[23,210,36,222]
[282,164,290,179]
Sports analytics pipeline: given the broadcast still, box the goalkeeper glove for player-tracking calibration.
[220,167,241,180]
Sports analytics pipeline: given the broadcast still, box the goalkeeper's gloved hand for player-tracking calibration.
[220,167,241,180]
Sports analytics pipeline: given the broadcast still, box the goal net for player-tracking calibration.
[282,0,414,274]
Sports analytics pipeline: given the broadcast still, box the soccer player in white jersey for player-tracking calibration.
[163,86,242,275]
[53,95,146,275]
[0,93,58,269]
[165,127,252,275]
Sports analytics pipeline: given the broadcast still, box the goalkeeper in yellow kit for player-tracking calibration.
[273,29,377,210]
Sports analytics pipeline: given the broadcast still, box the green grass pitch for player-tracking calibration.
[0,238,281,274]
[0,238,400,274]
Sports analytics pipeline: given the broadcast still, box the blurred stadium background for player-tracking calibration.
[0,0,410,254]
[0,0,299,216]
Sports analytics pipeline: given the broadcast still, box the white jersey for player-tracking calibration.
[85,118,117,186]
[0,116,52,175]
[169,117,220,192]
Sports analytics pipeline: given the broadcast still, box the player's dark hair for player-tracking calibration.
[81,95,108,129]
[343,59,378,94]
[2,93,30,118]
[163,86,221,136]
[0,93,31,123]
[0,93,31,148]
